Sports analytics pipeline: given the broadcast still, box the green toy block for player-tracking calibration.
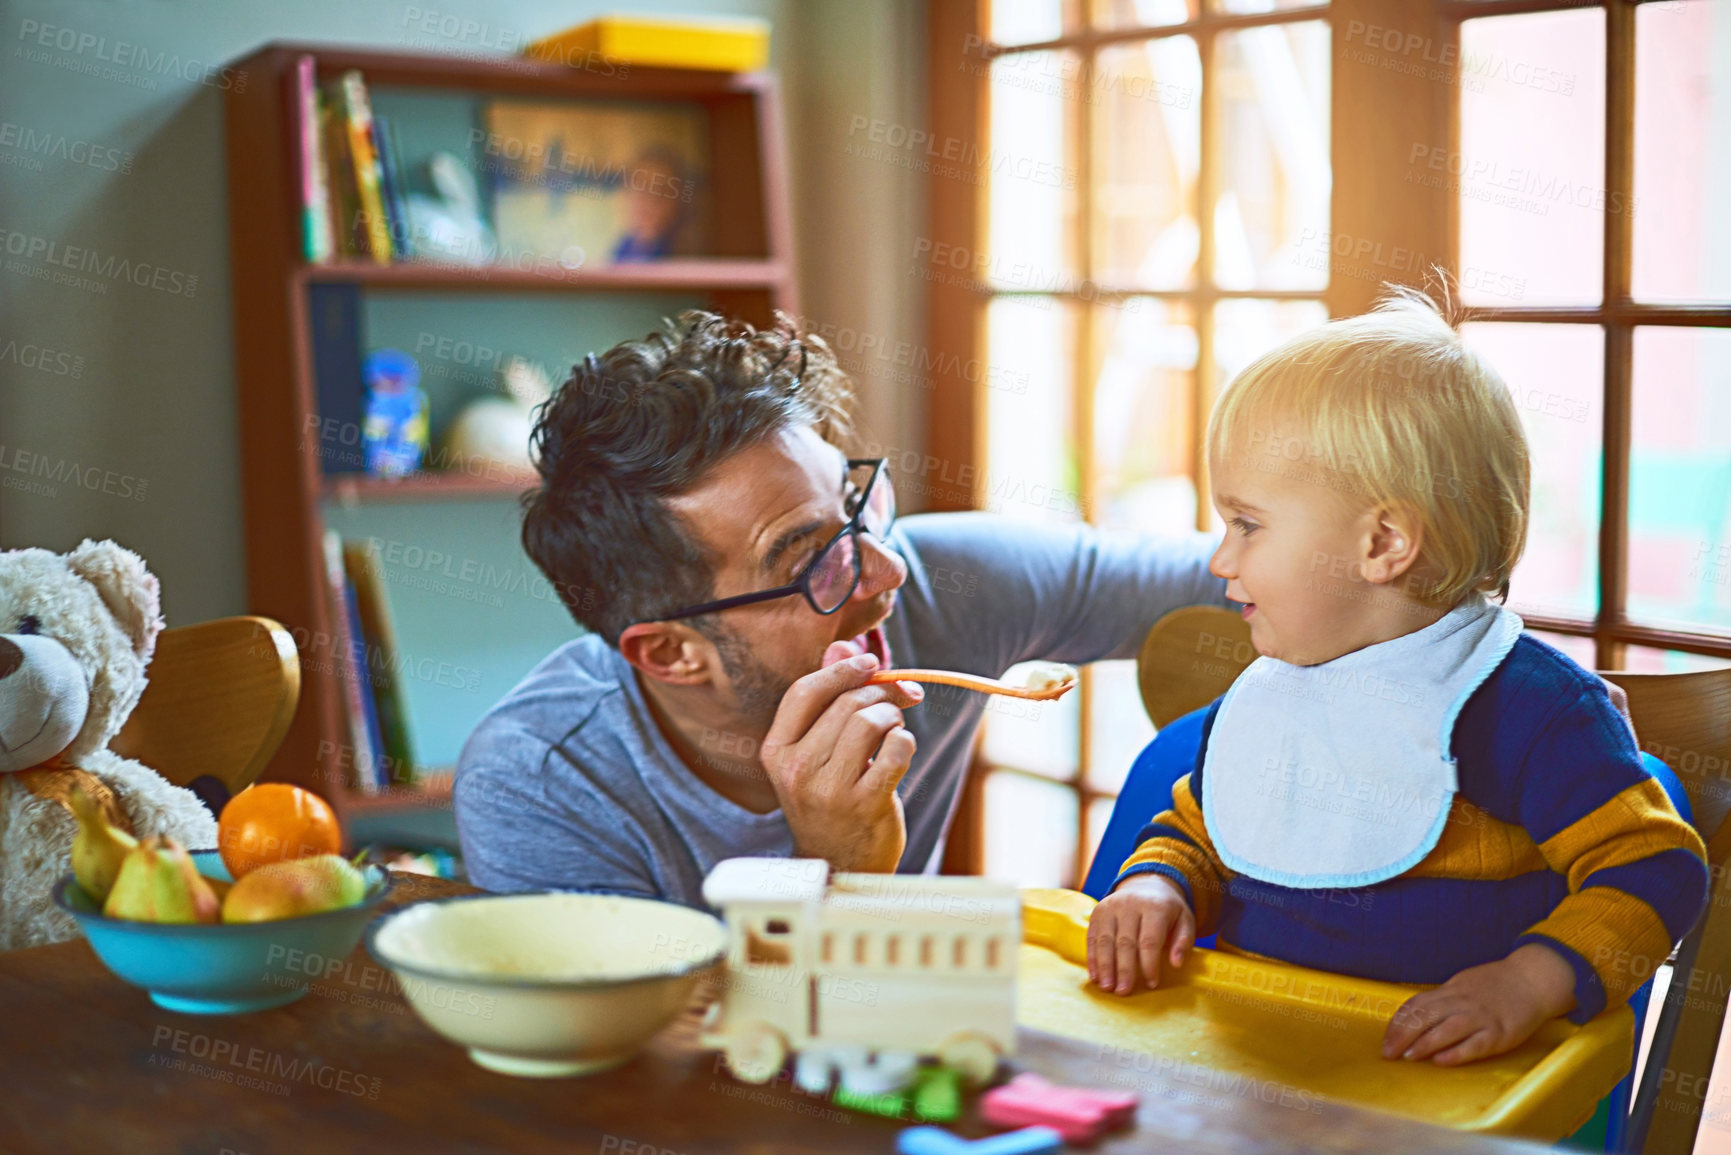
[911,1066,963,1124]
[833,1085,911,1119]
[831,1064,967,1123]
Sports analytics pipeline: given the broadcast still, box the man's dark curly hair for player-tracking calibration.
[522,311,856,645]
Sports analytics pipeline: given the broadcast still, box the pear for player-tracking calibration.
[69,783,138,904]
[103,836,222,924]
[221,854,367,923]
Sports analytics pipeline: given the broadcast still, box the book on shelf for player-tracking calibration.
[319,74,361,259]
[307,282,365,473]
[294,55,333,263]
[321,530,384,793]
[344,572,388,791]
[336,70,393,263]
[301,66,405,264]
[372,113,414,260]
[343,540,418,790]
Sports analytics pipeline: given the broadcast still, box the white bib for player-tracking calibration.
[1200,594,1523,889]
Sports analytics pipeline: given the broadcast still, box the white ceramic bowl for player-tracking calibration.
[366,892,726,1078]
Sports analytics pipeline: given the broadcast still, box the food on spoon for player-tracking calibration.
[1017,661,1078,693]
[863,662,1078,700]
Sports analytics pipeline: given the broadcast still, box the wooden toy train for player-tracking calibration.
[700,857,1020,1090]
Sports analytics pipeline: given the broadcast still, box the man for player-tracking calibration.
[455,311,1228,907]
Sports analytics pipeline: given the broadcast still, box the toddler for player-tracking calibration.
[1088,290,1708,1066]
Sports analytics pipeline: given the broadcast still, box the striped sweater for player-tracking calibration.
[1116,634,1709,1023]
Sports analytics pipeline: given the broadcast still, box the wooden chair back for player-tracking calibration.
[1599,669,1731,864]
[111,616,300,797]
[1137,605,1256,728]
[1597,666,1731,1155]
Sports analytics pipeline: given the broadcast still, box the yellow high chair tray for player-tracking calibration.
[1018,890,1632,1142]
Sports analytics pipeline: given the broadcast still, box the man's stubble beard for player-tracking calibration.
[709,622,796,739]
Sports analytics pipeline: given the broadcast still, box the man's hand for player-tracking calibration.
[758,647,923,874]
[1381,942,1578,1065]
[1087,873,1196,995]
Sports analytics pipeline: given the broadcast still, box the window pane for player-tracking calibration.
[982,772,1080,889]
[1460,323,1602,621]
[989,52,1081,285]
[1633,2,1731,302]
[1211,0,1328,12]
[1092,0,1198,30]
[1627,328,1731,632]
[1094,37,1201,288]
[1086,660,1155,793]
[1213,298,1328,387]
[983,665,1082,780]
[1215,21,1330,290]
[1619,646,1731,676]
[986,297,1080,523]
[1459,11,1605,306]
[1528,628,1596,668]
[1093,299,1198,534]
[992,0,1082,46]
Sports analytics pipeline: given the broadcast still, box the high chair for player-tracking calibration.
[1085,606,1727,1153]
[110,615,301,801]
[1599,665,1731,1155]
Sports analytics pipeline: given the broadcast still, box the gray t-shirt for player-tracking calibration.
[454,512,1226,907]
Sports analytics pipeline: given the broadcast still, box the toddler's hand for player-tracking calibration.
[1381,943,1577,1065]
[1087,873,1196,995]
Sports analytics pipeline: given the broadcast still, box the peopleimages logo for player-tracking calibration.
[0,121,134,173]
[15,21,248,91]
[0,228,199,297]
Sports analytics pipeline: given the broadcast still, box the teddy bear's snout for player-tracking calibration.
[0,632,92,772]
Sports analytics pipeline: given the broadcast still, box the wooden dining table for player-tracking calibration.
[0,872,1553,1155]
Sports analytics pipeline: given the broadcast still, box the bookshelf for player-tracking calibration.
[223,43,797,832]
[320,471,538,506]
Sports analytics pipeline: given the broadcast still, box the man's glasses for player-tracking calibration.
[646,458,897,624]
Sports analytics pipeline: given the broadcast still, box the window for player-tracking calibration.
[1449,0,1731,678]
[932,0,1334,889]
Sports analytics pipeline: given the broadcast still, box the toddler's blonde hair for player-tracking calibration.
[1206,287,1529,606]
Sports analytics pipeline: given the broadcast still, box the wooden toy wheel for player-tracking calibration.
[936,1031,1000,1084]
[724,1022,787,1085]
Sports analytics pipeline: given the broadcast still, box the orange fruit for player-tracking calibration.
[217,784,342,879]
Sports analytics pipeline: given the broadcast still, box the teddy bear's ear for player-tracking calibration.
[66,539,165,661]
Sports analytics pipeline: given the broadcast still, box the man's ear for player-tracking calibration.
[1360,502,1426,586]
[617,622,714,686]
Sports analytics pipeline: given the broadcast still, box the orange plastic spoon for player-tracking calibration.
[865,663,1078,701]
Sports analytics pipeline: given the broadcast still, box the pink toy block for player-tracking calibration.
[978,1073,1138,1144]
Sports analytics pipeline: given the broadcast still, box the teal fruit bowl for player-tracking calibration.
[53,850,394,1015]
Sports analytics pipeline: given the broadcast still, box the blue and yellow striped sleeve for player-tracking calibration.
[1509,691,1708,1023]
[1113,771,1230,934]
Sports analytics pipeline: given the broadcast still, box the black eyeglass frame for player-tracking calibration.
[640,457,894,625]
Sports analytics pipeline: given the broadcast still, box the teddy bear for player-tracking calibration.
[0,539,218,951]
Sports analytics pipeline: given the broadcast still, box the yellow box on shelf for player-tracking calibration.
[1018,888,1633,1143]
[527,15,770,74]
